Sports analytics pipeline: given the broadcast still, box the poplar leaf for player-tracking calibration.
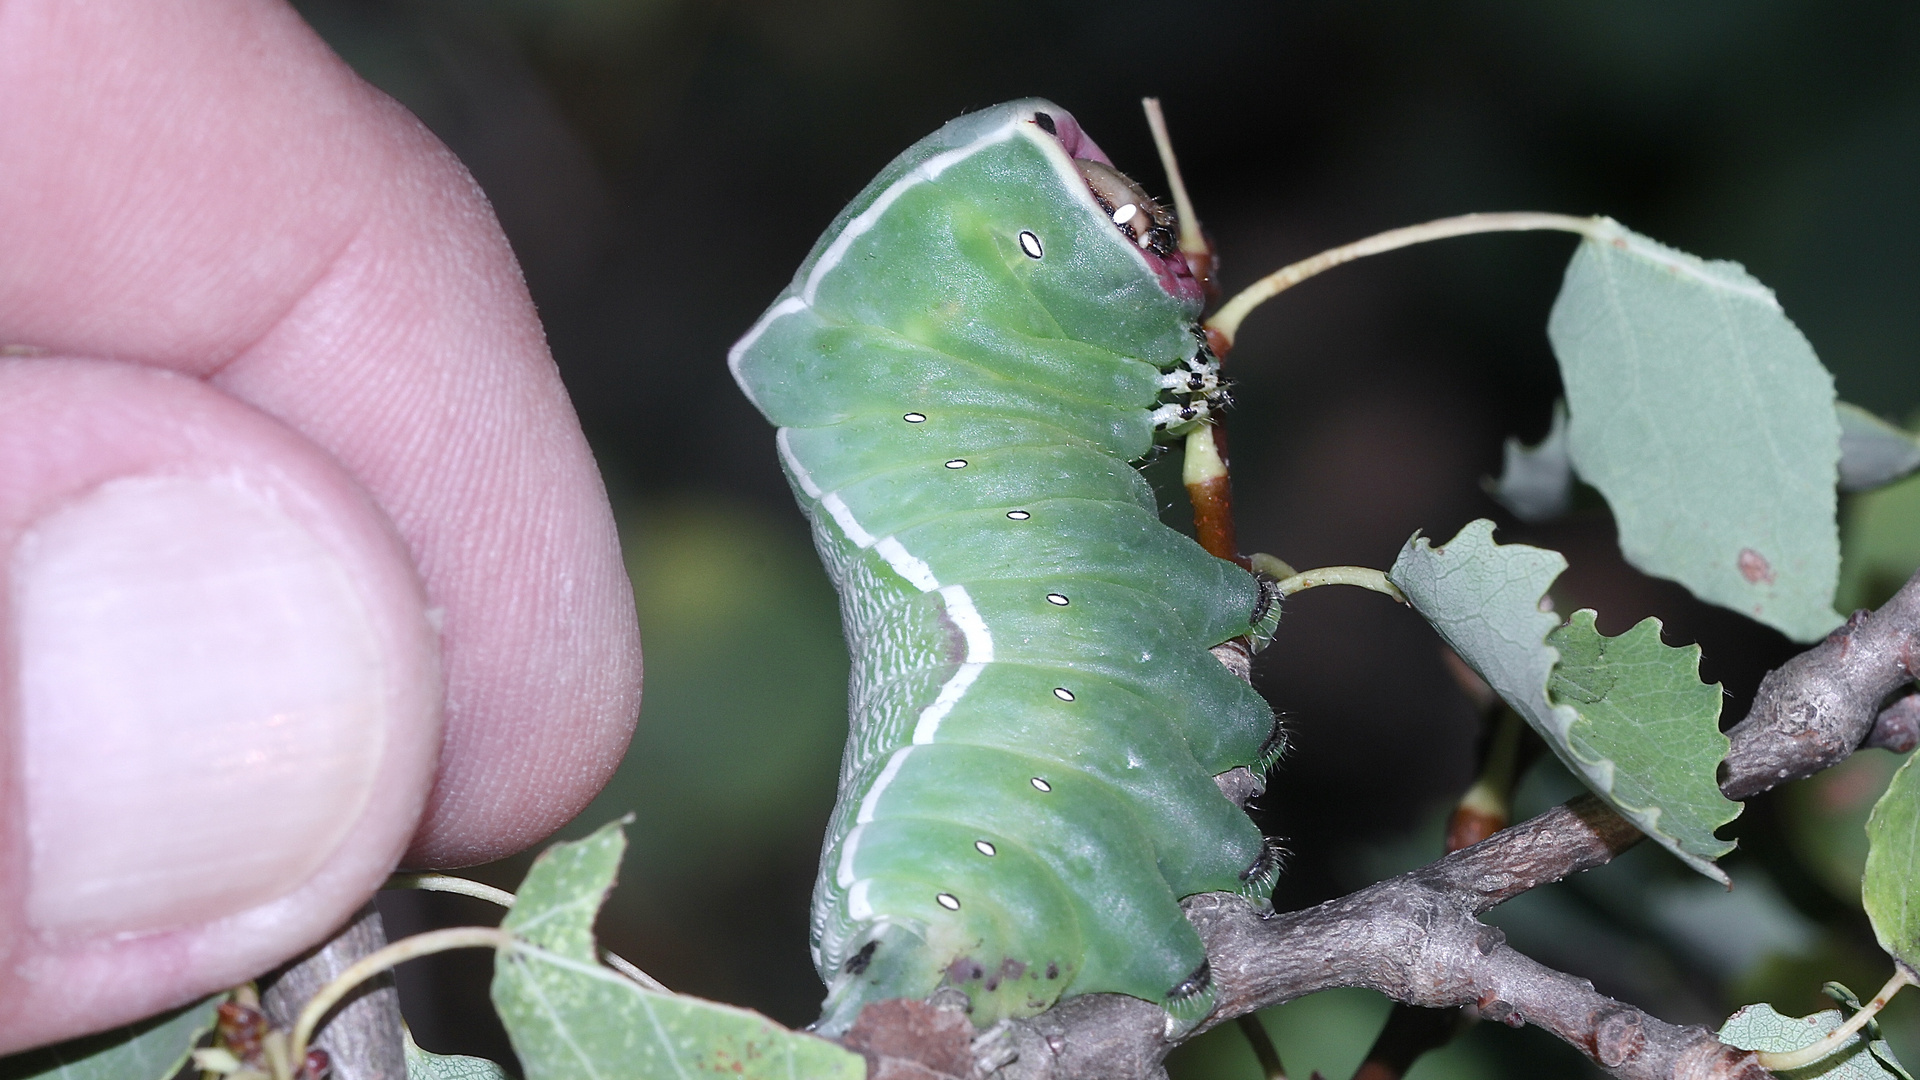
[405,1031,510,1080]
[0,997,219,1080]
[1864,751,1920,975]
[1548,219,1842,642]
[1719,1003,1911,1080]
[1484,400,1574,523]
[1839,403,1920,493]
[1390,519,1738,882]
[493,820,865,1080]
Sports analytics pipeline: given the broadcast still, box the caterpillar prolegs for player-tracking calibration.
[727,99,1285,1035]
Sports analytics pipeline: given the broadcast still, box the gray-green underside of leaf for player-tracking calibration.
[1548,220,1842,643]
[1390,519,1739,882]
[1720,1003,1912,1080]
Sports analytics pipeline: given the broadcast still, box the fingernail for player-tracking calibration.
[15,476,388,936]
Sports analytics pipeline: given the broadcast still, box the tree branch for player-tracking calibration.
[260,902,406,1080]
[849,570,1920,1080]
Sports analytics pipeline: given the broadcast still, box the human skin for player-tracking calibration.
[0,0,642,1053]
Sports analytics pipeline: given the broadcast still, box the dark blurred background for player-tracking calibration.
[300,1,1920,1075]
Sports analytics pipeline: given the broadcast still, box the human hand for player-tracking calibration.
[0,0,642,1053]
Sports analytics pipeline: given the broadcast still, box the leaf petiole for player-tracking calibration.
[1751,967,1916,1071]
[1207,212,1605,346]
[385,872,517,909]
[288,927,513,1068]
[1272,565,1408,604]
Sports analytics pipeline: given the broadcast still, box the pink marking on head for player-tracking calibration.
[1034,107,1204,310]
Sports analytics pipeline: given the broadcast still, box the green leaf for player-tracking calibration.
[1839,403,1920,493]
[1864,750,1920,974]
[1547,218,1842,642]
[0,996,220,1080]
[494,820,866,1080]
[1390,519,1739,881]
[1546,611,1739,871]
[404,1029,511,1080]
[1719,1003,1912,1080]
[500,816,631,961]
[1483,399,1573,524]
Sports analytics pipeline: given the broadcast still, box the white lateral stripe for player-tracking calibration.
[800,124,1021,306]
[846,878,874,921]
[912,661,985,744]
[730,114,1153,409]
[836,823,866,887]
[856,747,913,825]
[874,537,940,591]
[937,585,994,662]
[726,296,807,396]
[774,428,823,498]
[821,493,877,548]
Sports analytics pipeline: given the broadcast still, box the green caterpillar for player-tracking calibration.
[728,99,1283,1035]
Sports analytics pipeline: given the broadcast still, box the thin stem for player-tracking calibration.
[1183,425,1244,565]
[1754,967,1915,1071]
[1206,212,1605,346]
[1141,98,1207,260]
[602,948,671,993]
[380,874,668,992]
[1446,710,1526,852]
[1237,1013,1289,1080]
[289,927,512,1068]
[384,872,517,909]
[1273,566,1408,604]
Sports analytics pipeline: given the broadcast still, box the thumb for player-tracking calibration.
[0,359,441,1053]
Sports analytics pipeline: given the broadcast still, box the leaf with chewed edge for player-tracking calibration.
[0,996,219,1080]
[1548,219,1842,643]
[1720,1003,1911,1080]
[1390,519,1738,882]
[492,819,866,1080]
[1484,400,1574,524]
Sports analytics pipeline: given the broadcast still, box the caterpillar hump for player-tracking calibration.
[729,98,1278,1036]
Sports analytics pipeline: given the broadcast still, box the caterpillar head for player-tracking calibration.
[1026,104,1204,309]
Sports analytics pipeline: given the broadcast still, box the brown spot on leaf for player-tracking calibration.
[1738,548,1775,585]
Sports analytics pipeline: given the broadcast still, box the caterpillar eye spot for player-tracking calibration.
[974,840,997,857]
[1045,593,1070,606]
[1052,687,1075,702]
[1018,230,1044,259]
[1111,203,1139,226]
[1031,111,1056,135]
[1030,777,1052,792]
[935,892,962,911]
[944,459,968,469]
[1005,509,1031,520]
[903,412,927,423]
[1046,963,1059,980]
